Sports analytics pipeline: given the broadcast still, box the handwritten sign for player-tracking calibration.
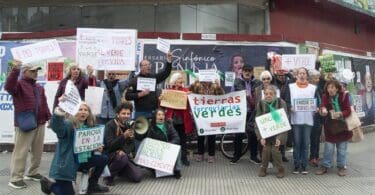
[47,62,64,81]
[255,109,291,139]
[188,91,247,136]
[282,54,315,70]
[85,87,104,115]
[160,90,187,110]
[74,125,105,153]
[76,28,137,71]
[156,37,170,54]
[134,138,180,174]
[58,80,82,116]
[137,77,156,91]
[294,98,317,112]
[11,39,62,64]
[225,71,235,87]
[198,69,218,82]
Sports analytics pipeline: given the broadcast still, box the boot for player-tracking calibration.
[315,166,328,175]
[276,167,285,178]
[258,166,267,177]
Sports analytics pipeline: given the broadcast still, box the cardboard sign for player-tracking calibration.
[11,39,62,64]
[282,54,315,70]
[198,69,218,82]
[74,125,105,153]
[85,87,104,115]
[76,28,137,71]
[294,98,317,112]
[58,80,82,116]
[156,37,170,54]
[136,77,156,91]
[225,71,235,87]
[47,62,64,81]
[255,109,291,139]
[188,91,247,136]
[160,90,187,110]
[134,138,180,174]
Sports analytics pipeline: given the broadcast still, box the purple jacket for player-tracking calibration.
[5,68,51,126]
[53,76,88,109]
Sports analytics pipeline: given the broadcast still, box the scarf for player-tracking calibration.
[114,118,125,136]
[156,123,167,136]
[262,98,281,123]
[331,94,341,112]
[296,80,309,88]
[104,79,119,109]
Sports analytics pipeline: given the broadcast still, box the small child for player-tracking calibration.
[255,85,288,178]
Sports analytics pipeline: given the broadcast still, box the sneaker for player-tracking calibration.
[316,166,328,175]
[174,170,182,179]
[40,176,53,194]
[8,180,27,189]
[87,183,109,193]
[250,157,261,164]
[207,156,215,163]
[301,167,308,175]
[24,173,43,181]
[230,158,240,165]
[337,167,347,177]
[195,154,203,162]
[293,167,299,174]
[182,159,190,166]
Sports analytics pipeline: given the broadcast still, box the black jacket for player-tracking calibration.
[104,119,135,157]
[147,121,180,144]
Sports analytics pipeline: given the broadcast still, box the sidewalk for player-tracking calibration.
[1,132,374,195]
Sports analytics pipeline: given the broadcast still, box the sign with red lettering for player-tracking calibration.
[47,62,64,81]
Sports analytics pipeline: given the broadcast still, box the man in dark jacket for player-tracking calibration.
[125,52,172,119]
[5,60,51,189]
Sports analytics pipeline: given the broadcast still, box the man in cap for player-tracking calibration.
[5,60,51,189]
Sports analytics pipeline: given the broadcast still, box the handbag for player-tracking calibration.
[16,110,38,132]
[351,127,364,143]
[324,115,348,135]
[345,106,361,131]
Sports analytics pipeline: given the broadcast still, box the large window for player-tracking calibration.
[1,4,266,34]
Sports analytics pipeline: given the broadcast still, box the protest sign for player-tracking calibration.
[156,38,170,54]
[47,62,64,81]
[58,80,82,116]
[137,77,156,91]
[198,69,218,82]
[160,90,187,110]
[281,54,315,70]
[352,95,365,117]
[255,109,291,139]
[188,91,247,136]
[134,138,180,174]
[225,71,235,87]
[85,87,104,115]
[76,28,137,71]
[294,98,317,112]
[74,125,105,153]
[11,39,62,64]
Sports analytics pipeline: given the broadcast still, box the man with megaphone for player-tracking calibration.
[103,102,143,186]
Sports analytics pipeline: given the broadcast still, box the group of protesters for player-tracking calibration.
[5,51,355,194]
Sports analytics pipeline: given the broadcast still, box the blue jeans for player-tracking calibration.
[293,125,312,168]
[310,113,322,160]
[321,141,348,168]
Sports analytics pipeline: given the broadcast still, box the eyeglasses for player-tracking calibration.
[262,78,271,81]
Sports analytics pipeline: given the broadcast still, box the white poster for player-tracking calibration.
[156,37,170,54]
[198,69,218,82]
[85,87,104,115]
[352,95,365,117]
[225,71,235,87]
[188,91,247,136]
[255,109,291,139]
[294,98,317,112]
[74,125,105,153]
[134,138,180,174]
[11,39,62,64]
[282,54,316,70]
[137,77,156,91]
[58,80,82,116]
[0,82,15,143]
[76,28,137,71]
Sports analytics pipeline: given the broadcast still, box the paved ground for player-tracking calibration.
[0,132,374,195]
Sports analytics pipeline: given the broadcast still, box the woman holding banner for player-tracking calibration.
[286,67,317,175]
[40,100,109,195]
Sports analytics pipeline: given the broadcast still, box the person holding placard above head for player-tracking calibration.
[5,60,51,189]
[53,63,88,109]
[40,100,109,195]
[125,52,173,119]
[255,85,288,178]
[161,72,193,166]
[147,109,182,179]
[285,67,317,175]
[316,80,352,177]
[103,102,143,186]
[230,65,262,165]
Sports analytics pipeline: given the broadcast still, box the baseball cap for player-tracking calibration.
[21,64,42,72]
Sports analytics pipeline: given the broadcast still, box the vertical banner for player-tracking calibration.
[188,91,247,136]
[47,62,64,81]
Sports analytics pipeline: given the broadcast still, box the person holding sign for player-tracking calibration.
[5,60,51,189]
[316,80,352,177]
[53,63,88,109]
[125,52,173,119]
[285,67,317,175]
[255,85,288,178]
[147,109,182,179]
[103,103,143,186]
[162,72,193,166]
[40,101,109,194]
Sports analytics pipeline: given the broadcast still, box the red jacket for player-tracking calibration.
[320,92,353,143]
[164,86,193,135]
[5,68,51,126]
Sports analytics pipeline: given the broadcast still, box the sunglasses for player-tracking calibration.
[262,77,271,81]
